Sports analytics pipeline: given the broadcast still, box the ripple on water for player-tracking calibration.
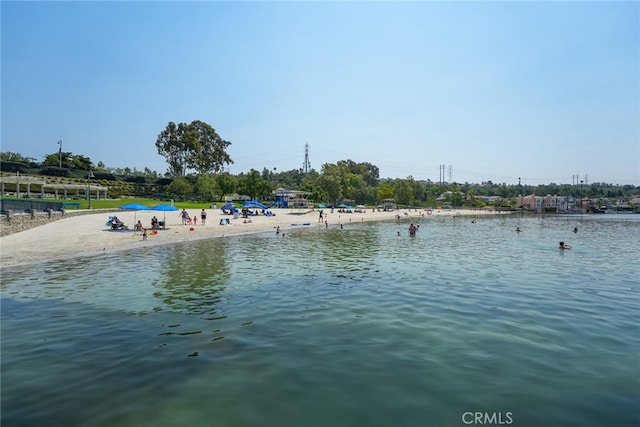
[1,216,639,427]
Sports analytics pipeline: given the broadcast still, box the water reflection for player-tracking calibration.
[154,239,231,315]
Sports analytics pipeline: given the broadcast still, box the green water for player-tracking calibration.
[1,215,639,426]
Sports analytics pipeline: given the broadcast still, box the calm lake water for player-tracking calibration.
[1,214,639,427]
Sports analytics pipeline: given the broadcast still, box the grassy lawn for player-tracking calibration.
[3,197,233,211]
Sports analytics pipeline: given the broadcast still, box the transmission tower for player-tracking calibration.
[448,165,453,184]
[302,143,311,173]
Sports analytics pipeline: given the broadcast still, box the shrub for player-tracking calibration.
[0,161,30,173]
[40,166,71,177]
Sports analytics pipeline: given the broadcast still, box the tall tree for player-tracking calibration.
[156,122,188,177]
[337,160,380,187]
[185,120,233,175]
[156,120,232,177]
[238,169,271,200]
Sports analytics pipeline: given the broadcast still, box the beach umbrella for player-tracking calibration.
[119,203,151,225]
[220,203,236,212]
[151,204,178,223]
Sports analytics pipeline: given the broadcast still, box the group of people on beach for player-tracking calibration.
[134,220,148,240]
[180,209,207,226]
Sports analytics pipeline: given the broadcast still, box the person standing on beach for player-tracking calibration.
[180,209,189,225]
[201,209,207,226]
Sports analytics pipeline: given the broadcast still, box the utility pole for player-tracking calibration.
[57,140,63,168]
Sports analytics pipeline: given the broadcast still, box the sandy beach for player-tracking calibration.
[0,207,500,268]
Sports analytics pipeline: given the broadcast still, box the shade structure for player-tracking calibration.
[242,200,268,210]
[119,203,151,211]
[119,203,151,224]
[220,203,236,212]
[151,204,178,222]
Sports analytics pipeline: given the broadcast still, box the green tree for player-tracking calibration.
[377,183,394,201]
[185,120,233,175]
[167,177,192,199]
[301,183,328,204]
[344,173,368,203]
[393,179,413,206]
[317,173,342,205]
[72,154,93,170]
[216,172,236,199]
[237,169,266,200]
[156,122,189,177]
[43,152,70,168]
[194,174,219,201]
[337,160,379,187]
[318,163,350,203]
[1,152,32,163]
[157,120,233,177]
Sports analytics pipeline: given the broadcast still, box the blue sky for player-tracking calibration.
[2,1,638,185]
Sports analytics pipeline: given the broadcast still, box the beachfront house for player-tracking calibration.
[517,194,571,213]
[274,188,311,209]
[381,198,396,211]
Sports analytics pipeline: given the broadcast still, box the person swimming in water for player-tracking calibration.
[559,241,572,249]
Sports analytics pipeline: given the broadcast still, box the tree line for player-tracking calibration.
[1,119,638,206]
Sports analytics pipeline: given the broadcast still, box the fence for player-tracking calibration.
[1,198,65,214]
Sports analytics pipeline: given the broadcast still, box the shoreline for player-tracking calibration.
[0,207,503,269]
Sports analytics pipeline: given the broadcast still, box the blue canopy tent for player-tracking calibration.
[151,204,178,224]
[119,203,151,224]
[242,201,268,210]
[220,203,237,213]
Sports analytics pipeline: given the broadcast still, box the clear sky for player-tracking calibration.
[2,1,638,185]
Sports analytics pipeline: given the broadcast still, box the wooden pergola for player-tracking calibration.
[0,176,108,200]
